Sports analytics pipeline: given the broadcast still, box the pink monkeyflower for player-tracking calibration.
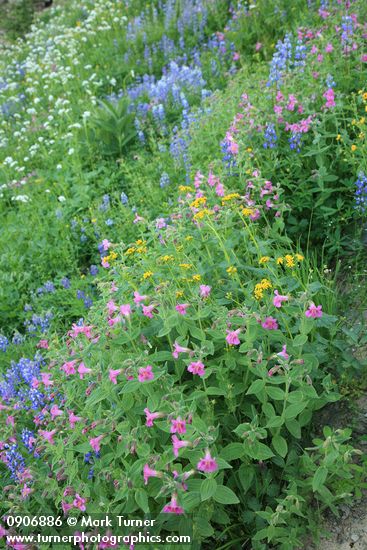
[172,341,190,359]
[277,345,289,360]
[163,494,184,514]
[325,43,333,53]
[226,329,241,346]
[50,404,63,419]
[199,285,211,298]
[233,52,240,61]
[273,290,289,308]
[156,218,167,229]
[37,339,49,349]
[143,464,161,485]
[69,411,82,429]
[102,239,111,251]
[317,54,324,63]
[109,369,122,385]
[144,408,162,427]
[170,417,186,434]
[73,494,87,512]
[323,88,335,108]
[78,363,92,379]
[39,429,57,445]
[172,435,191,457]
[361,54,367,63]
[197,450,218,473]
[40,372,53,387]
[175,303,189,315]
[187,361,205,377]
[106,300,118,316]
[215,182,225,197]
[142,304,155,319]
[305,303,323,318]
[138,365,154,383]
[90,435,104,453]
[102,258,110,268]
[133,291,147,305]
[61,360,77,375]
[108,316,121,327]
[133,213,144,224]
[6,415,14,427]
[62,501,72,515]
[255,42,262,51]
[262,316,278,330]
[21,485,32,499]
[120,304,132,317]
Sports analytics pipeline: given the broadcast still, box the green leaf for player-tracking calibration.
[219,443,245,461]
[284,401,308,419]
[200,478,217,501]
[247,379,265,395]
[312,466,328,492]
[285,419,301,438]
[266,386,285,400]
[244,441,274,461]
[194,517,214,537]
[293,334,308,346]
[135,489,149,513]
[266,416,284,428]
[272,434,288,458]
[213,485,240,505]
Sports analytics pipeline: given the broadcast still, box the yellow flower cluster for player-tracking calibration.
[221,193,240,204]
[179,185,193,192]
[179,263,193,270]
[254,278,272,300]
[276,254,304,267]
[190,197,207,208]
[159,255,175,263]
[193,208,213,221]
[259,256,270,264]
[143,271,153,279]
[125,240,147,256]
[242,207,255,217]
[226,266,237,275]
[103,251,118,264]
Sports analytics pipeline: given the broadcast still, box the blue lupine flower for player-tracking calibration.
[61,277,71,289]
[355,172,367,212]
[263,123,278,149]
[120,192,128,205]
[0,335,9,352]
[90,265,98,276]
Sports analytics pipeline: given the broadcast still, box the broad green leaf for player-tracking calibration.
[213,485,240,505]
[200,478,217,501]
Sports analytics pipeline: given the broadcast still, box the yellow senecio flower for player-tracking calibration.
[222,193,240,203]
[185,236,193,241]
[192,274,201,282]
[143,271,153,279]
[226,266,237,275]
[160,255,174,263]
[179,185,193,192]
[193,209,212,221]
[254,278,272,300]
[176,290,184,298]
[276,257,284,265]
[259,256,270,264]
[295,254,304,261]
[351,144,357,152]
[126,247,136,255]
[285,255,295,268]
[242,207,255,217]
[179,263,192,270]
[190,197,207,208]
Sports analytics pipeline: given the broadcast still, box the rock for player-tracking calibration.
[351,534,359,542]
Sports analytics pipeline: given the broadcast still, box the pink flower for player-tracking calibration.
[40,372,53,387]
[262,317,278,330]
[102,239,111,251]
[37,339,49,349]
[176,303,189,315]
[143,408,162,427]
[109,369,122,385]
[273,290,289,308]
[197,450,218,473]
[215,182,225,197]
[106,300,117,316]
[233,52,240,61]
[156,218,167,229]
[108,316,121,327]
[21,485,32,499]
[89,435,104,453]
[69,411,82,429]
[50,404,63,419]
[323,88,335,108]
[143,464,161,485]
[362,54,367,63]
[277,345,289,360]
[163,494,184,514]
[61,501,72,515]
[120,304,132,317]
[133,291,147,305]
[199,285,211,298]
[226,329,240,345]
[305,303,323,318]
[78,363,92,379]
[138,365,154,383]
[187,361,205,377]
[73,494,86,512]
[61,360,77,375]
[39,429,57,445]
[255,42,262,51]
[133,213,144,224]
[170,417,186,434]
[325,43,333,52]
[142,304,155,318]
[172,341,190,359]
[172,435,191,457]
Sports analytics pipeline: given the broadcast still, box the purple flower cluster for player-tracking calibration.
[0,355,45,410]
[355,172,367,212]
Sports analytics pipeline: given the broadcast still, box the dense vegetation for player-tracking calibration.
[0,1,366,549]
